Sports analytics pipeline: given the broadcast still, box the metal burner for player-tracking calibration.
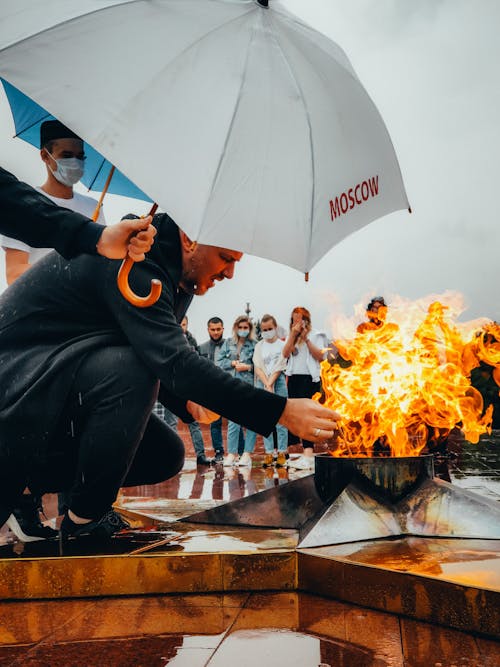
[314,454,434,504]
[183,455,500,548]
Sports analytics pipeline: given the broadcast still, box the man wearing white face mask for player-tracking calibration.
[2,120,105,284]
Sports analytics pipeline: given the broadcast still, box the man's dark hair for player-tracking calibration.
[261,313,277,327]
[40,120,82,150]
[43,139,57,153]
[207,317,223,326]
[367,296,386,311]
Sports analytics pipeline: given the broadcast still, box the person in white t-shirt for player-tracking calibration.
[2,120,105,285]
[253,314,289,467]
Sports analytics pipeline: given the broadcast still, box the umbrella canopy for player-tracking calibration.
[1,78,151,201]
[0,0,409,273]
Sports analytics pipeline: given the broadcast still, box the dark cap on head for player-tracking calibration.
[40,120,82,148]
[367,296,386,311]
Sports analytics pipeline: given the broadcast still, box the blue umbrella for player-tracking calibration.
[1,77,151,203]
[2,77,161,307]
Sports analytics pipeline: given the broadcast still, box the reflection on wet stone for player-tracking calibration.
[1,592,495,667]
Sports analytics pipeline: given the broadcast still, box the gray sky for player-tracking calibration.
[1,0,499,343]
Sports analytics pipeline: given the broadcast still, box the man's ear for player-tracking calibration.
[40,149,50,165]
[179,231,197,252]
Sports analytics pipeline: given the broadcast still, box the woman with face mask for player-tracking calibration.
[215,315,257,466]
[282,307,329,470]
[253,314,289,467]
[1,120,106,285]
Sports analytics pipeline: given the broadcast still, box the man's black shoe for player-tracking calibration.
[6,494,58,542]
[214,452,224,464]
[59,509,130,541]
[196,455,214,466]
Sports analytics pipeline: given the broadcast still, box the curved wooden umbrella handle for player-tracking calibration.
[117,203,161,308]
[117,257,162,308]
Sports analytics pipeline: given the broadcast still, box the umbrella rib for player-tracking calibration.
[86,156,108,193]
[267,12,315,272]
[270,5,362,87]
[76,7,255,203]
[13,113,51,138]
[143,6,256,88]
[202,12,257,229]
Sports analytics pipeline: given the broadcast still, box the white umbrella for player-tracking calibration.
[0,0,409,274]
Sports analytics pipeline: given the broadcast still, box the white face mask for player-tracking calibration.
[48,154,84,186]
[237,329,250,338]
[261,329,276,340]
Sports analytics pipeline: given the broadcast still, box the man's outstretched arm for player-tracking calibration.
[0,166,155,260]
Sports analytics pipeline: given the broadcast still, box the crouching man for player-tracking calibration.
[0,213,339,541]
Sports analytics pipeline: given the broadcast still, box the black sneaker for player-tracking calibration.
[196,455,214,466]
[6,494,58,542]
[214,452,224,464]
[60,509,130,541]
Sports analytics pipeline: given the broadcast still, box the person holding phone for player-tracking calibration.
[282,307,329,470]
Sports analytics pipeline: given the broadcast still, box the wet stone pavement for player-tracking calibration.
[0,427,499,665]
[0,591,499,667]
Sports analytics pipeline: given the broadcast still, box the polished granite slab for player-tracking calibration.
[0,591,498,667]
[298,539,500,638]
[308,536,500,590]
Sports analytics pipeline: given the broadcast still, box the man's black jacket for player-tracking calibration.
[0,166,101,257]
[0,214,286,453]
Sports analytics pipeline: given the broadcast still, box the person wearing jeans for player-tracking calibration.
[199,317,227,462]
[216,315,257,467]
[155,403,208,462]
[253,314,289,467]
[154,316,214,466]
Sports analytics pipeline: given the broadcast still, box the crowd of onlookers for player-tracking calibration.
[157,307,331,471]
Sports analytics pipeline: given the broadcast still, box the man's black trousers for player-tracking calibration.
[0,347,185,519]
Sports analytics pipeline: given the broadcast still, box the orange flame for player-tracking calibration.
[320,294,498,457]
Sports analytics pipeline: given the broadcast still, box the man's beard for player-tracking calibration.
[180,274,206,295]
[180,278,197,294]
[180,253,210,295]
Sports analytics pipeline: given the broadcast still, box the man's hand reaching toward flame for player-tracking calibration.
[278,399,340,442]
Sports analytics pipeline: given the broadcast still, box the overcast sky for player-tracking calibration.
[1,0,499,343]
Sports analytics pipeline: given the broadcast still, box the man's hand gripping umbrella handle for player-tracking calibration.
[117,203,162,308]
[89,168,161,308]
